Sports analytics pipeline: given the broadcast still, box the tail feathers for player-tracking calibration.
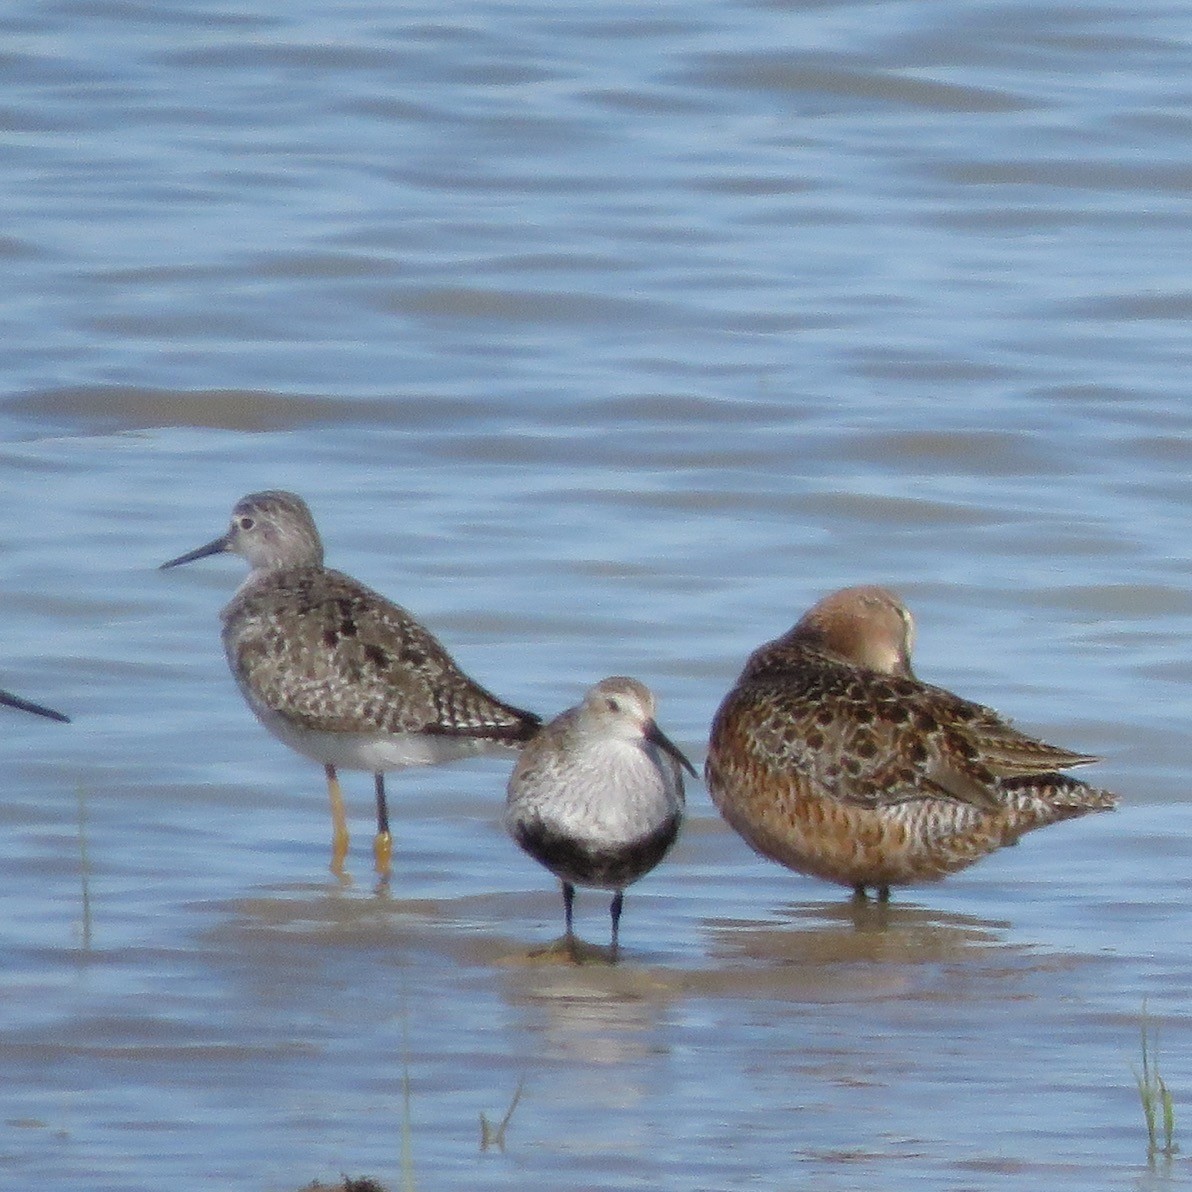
[970,720,1101,778]
[999,772,1119,814]
[427,702,542,743]
[487,707,542,744]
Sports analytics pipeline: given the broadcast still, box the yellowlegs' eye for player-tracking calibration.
[237,516,255,531]
[605,697,621,714]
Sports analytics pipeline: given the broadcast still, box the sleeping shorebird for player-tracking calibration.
[506,676,694,960]
[706,585,1118,901]
[161,490,540,877]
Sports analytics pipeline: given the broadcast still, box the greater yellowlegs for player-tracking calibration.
[161,490,540,876]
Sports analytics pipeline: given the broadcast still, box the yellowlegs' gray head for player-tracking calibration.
[579,676,697,778]
[792,585,916,677]
[0,687,69,723]
[160,490,325,573]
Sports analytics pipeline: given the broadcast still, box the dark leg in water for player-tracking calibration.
[373,772,392,875]
[562,881,576,933]
[609,890,624,963]
[562,881,577,960]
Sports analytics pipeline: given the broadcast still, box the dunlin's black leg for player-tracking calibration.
[562,882,578,960]
[609,890,624,963]
[562,881,576,936]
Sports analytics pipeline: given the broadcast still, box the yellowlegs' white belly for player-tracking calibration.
[247,699,513,772]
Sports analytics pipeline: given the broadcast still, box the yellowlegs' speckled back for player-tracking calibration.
[505,676,694,961]
[161,490,540,876]
[0,687,68,723]
[706,585,1118,901]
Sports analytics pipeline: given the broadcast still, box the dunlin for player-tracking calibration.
[506,676,694,959]
[161,490,540,876]
[706,586,1118,900]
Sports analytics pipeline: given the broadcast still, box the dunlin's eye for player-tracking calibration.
[605,697,621,714]
[237,516,255,531]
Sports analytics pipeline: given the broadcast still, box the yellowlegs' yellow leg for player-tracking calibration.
[325,764,349,876]
[373,773,392,876]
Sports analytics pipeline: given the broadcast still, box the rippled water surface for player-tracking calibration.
[4,1,1192,1189]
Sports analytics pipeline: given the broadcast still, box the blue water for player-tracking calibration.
[2,1,1191,1189]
